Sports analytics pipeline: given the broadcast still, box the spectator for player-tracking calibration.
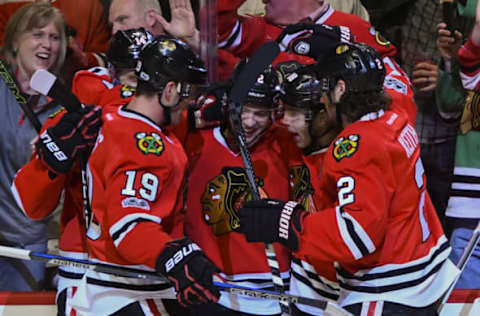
[436,0,480,289]
[0,1,67,291]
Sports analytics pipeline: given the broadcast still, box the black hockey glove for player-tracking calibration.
[276,23,354,60]
[190,82,230,128]
[156,237,220,306]
[36,105,102,174]
[235,199,307,251]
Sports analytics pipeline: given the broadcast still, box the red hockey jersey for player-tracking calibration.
[183,125,292,314]
[296,110,457,308]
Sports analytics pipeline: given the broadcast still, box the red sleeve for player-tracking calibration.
[72,67,113,105]
[458,35,480,90]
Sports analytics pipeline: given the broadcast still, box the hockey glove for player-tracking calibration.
[156,237,220,306]
[235,198,307,251]
[190,82,230,128]
[276,23,354,61]
[35,105,102,174]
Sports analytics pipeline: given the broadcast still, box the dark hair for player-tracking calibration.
[337,89,392,123]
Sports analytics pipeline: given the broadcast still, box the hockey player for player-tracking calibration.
[217,0,417,122]
[183,62,296,315]
[236,42,458,315]
[72,28,154,109]
[81,35,219,315]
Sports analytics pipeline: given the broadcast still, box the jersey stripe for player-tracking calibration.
[336,206,376,260]
[110,213,161,248]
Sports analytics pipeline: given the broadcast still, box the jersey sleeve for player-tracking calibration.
[72,67,113,105]
[296,131,392,263]
[11,110,68,220]
[458,35,480,91]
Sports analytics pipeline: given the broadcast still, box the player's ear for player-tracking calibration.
[161,81,180,106]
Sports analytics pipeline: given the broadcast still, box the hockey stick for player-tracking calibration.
[0,245,351,315]
[440,0,456,34]
[437,220,480,313]
[30,69,94,241]
[227,41,293,314]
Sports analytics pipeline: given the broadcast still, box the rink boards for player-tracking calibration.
[0,290,478,315]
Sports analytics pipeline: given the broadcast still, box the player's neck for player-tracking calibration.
[126,94,165,126]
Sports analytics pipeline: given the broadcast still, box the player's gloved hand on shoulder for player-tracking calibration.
[190,82,230,129]
[235,198,308,251]
[156,237,220,306]
[35,105,102,174]
[276,23,354,60]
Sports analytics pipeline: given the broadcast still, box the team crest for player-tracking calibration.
[201,167,267,236]
[120,85,135,98]
[135,132,164,156]
[333,134,360,161]
[289,165,317,213]
[369,27,391,47]
[159,40,176,55]
[336,44,350,55]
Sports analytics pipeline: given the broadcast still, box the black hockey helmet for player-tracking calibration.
[277,60,324,115]
[106,28,154,69]
[231,59,281,108]
[317,42,385,94]
[136,35,207,95]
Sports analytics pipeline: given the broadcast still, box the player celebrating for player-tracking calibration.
[184,62,296,316]
[236,42,458,315]
[79,35,219,315]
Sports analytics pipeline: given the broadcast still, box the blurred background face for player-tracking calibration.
[263,0,303,26]
[14,21,60,77]
[282,105,311,149]
[109,0,147,34]
[241,104,274,146]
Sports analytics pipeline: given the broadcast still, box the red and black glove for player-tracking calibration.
[235,198,307,251]
[35,105,102,174]
[276,23,354,61]
[189,82,230,128]
[156,237,220,306]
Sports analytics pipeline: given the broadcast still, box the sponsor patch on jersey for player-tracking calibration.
[333,134,360,161]
[369,27,391,47]
[121,197,150,211]
[135,132,164,156]
[49,107,65,118]
[120,85,135,98]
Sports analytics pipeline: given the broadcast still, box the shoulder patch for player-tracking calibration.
[333,134,360,162]
[135,132,164,156]
[120,85,135,98]
[369,27,391,47]
[49,107,66,118]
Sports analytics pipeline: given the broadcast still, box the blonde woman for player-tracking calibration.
[0,2,66,291]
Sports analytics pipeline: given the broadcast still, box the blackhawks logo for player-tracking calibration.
[120,85,135,98]
[201,167,267,236]
[135,132,164,156]
[333,134,360,161]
